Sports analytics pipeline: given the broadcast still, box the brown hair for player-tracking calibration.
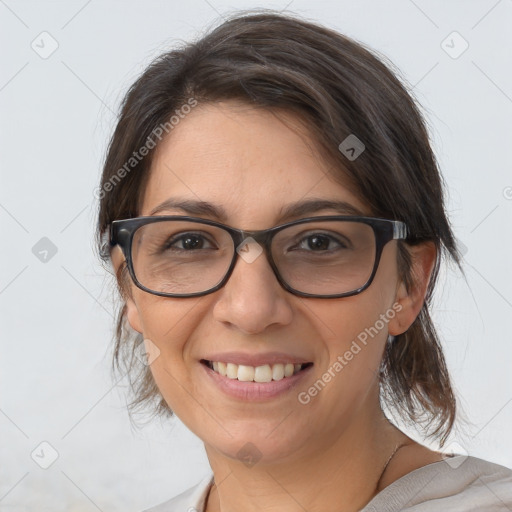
[96,10,462,446]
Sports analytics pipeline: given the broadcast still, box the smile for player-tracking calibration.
[201,360,313,383]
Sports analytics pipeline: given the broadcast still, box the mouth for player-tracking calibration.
[200,359,314,383]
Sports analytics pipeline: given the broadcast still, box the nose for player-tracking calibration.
[212,239,293,335]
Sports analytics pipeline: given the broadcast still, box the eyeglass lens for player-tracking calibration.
[130,219,377,296]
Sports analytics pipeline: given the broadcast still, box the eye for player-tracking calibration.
[163,232,217,251]
[293,232,351,252]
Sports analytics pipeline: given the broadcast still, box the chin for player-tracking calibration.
[204,422,313,467]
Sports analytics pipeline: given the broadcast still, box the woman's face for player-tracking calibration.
[121,101,406,464]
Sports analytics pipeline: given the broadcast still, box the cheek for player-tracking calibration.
[309,254,400,410]
[132,294,196,369]
[308,289,395,388]
[132,294,211,409]
[134,292,202,346]
[316,294,390,350]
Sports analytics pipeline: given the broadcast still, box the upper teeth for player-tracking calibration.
[209,361,304,382]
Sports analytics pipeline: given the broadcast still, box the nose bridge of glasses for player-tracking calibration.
[236,226,273,243]
[232,228,274,265]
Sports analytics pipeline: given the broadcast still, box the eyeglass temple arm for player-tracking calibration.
[393,221,408,240]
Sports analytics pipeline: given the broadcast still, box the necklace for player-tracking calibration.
[205,441,412,512]
[374,441,411,493]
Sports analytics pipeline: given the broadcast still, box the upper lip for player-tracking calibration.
[201,351,313,367]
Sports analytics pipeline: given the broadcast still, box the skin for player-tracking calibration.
[112,101,444,511]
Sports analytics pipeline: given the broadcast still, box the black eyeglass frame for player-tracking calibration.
[109,215,408,299]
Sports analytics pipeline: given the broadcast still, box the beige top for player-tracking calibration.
[143,455,512,511]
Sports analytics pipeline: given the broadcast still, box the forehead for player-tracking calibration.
[141,101,369,227]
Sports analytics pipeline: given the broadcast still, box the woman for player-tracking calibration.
[96,11,512,511]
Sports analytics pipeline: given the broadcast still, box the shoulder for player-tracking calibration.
[141,474,214,512]
[363,455,512,511]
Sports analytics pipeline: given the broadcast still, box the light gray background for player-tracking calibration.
[1,1,511,510]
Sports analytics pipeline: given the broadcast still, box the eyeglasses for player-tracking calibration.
[108,215,408,299]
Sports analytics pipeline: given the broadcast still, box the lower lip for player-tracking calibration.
[200,362,313,401]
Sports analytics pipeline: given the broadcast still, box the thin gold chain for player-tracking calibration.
[375,441,411,492]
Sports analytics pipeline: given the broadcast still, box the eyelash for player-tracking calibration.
[161,231,349,252]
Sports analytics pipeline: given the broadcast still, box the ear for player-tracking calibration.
[388,241,437,336]
[110,245,143,334]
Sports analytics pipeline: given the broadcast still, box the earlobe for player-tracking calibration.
[388,241,437,336]
[387,280,409,336]
[126,298,143,334]
[110,245,143,334]
[110,245,125,279]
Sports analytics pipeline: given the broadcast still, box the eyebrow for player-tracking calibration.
[148,197,366,224]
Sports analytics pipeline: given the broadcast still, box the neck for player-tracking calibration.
[204,391,409,512]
